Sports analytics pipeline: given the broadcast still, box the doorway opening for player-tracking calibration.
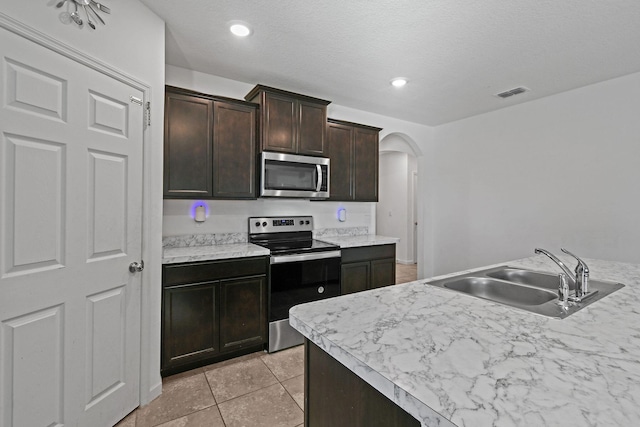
[377,133,421,272]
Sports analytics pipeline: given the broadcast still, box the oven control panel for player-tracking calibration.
[249,216,313,234]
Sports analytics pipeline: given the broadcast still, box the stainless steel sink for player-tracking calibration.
[444,277,557,306]
[486,267,560,291]
[425,266,624,318]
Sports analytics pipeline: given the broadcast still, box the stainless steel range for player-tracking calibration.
[249,216,341,352]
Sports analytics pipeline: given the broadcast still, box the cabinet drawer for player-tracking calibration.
[341,244,395,264]
[163,257,268,286]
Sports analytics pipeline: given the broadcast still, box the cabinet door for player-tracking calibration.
[219,275,267,351]
[353,127,379,201]
[263,92,296,152]
[371,259,396,289]
[298,100,327,155]
[162,282,218,371]
[164,91,213,197]
[341,262,370,295]
[327,122,354,200]
[213,101,257,198]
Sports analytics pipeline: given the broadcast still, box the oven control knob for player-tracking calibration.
[318,286,325,294]
[255,221,261,227]
[262,221,267,227]
[299,220,304,225]
[305,220,310,225]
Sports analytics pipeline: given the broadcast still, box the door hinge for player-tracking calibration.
[145,102,151,127]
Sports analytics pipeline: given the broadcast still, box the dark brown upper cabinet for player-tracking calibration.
[327,118,382,202]
[245,85,331,156]
[164,86,258,199]
[164,90,212,198]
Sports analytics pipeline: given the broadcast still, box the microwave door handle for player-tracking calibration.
[316,164,322,192]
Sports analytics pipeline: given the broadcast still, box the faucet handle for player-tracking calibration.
[560,248,589,275]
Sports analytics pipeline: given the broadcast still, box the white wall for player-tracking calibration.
[164,65,435,249]
[0,1,165,405]
[431,71,640,275]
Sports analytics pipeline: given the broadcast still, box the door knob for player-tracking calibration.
[129,260,144,273]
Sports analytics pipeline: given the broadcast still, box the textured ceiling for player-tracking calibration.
[139,0,640,126]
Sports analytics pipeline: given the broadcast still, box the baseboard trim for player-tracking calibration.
[142,381,162,406]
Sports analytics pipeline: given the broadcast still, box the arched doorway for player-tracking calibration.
[377,132,423,278]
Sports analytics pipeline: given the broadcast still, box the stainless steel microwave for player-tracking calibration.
[260,152,330,198]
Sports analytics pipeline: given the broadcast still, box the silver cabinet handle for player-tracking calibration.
[129,260,144,273]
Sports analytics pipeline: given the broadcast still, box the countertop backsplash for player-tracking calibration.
[313,226,369,238]
[162,233,248,248]
[163,227,370,249]
[162,199,376,237]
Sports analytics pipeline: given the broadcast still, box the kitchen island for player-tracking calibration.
[290,255,640,426]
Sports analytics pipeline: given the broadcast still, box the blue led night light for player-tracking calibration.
[337,207,346,222]
[190,201,210,219]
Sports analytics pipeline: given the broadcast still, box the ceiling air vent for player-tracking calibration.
[495,87,529,99]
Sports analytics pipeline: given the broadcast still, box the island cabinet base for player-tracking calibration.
[304,339,420,427]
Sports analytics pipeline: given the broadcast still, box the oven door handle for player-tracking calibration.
[270,250,341,264]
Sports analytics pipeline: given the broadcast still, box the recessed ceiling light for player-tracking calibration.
[229,22,251,37]
[391,78,408,88]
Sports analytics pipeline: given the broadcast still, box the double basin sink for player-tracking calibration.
[425,266,624,318]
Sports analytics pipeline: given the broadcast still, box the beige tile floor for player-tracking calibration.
[116,263,417,427]
[396,262,418,284]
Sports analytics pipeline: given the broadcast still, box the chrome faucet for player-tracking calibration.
[535,248,591,301]
[561,248,589,297]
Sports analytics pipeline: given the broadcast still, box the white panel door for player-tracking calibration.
[0,26,143,427]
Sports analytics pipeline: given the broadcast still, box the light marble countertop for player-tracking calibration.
[162,243,269,264]
[317,234,400,248]
[289,254,640,427]
[162,231,398,264]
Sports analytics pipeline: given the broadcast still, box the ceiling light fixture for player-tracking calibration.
[229,22,251,37]
[390,78,408,88]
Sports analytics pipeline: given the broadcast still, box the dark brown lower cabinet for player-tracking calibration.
[371,258,396,289]
[341,244,396,295]
[305,340,420,427]
[162,257,268,376]
[219,276,266,351]
[163,281,219,370]
[341,261,370,294]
